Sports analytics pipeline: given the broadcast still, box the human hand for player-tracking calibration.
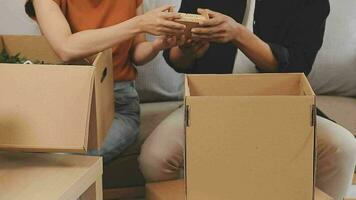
[191,8,241,43]
[177,35,210,58]
[152,36,179,51]
[138,5,186,36]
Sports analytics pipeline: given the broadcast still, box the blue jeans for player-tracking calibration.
[90,81,140,163]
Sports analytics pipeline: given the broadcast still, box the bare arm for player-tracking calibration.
[232,26,278,72]
[130,4,160,66]
[33,0,141,62]
[33,0,185,62]
[131,4,184,66]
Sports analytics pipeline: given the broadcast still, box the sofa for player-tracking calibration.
[102,0,356,199]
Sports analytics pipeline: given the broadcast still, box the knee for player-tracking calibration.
[337,131,356,164]
[327,128,356,166]
[138,141,183,182]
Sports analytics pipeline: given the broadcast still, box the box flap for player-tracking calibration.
[185,96,315,200]
[90,49,114,149]
[2,35,63,64]
[186,73,311,97]
[0,36,4,52]
[85,73,96,151]
[0,64,95,152]
[184,75,191,97]
[300,74,316,96]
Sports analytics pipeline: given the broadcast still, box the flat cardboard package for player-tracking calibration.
[146,179,334,200]
[0,35,114,153]
[184,73,316,200]
[175,12,209,38]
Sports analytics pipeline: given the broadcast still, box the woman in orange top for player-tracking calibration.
[25,0,186,163]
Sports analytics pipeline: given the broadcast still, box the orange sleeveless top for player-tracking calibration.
[54,0,142,81]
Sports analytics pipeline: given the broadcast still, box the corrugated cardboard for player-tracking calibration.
[185,73,316,200]
[146,180,185,200]
[175,11,209,38]
[146,179,333,200]
[0,35,114,153]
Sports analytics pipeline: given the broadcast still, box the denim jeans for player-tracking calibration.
[90,81,140,163]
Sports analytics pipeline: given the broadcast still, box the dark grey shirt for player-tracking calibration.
[164,0,330,75]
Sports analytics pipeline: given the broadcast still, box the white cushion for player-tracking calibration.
[308,0,356,97]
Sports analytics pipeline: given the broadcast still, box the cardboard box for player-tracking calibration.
[184,73,316,200]
[0,35,114,153]
[146,180,185,200]
[175,12,209,38]
[146,179,334,200]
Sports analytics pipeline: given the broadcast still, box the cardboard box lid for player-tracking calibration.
[0,35,114,152]
[88,49,115,150]
[185,73,316,200]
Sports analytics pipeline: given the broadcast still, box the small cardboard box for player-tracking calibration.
[184,73,316,200]
[0,35,114,153]
[175,12,209,38]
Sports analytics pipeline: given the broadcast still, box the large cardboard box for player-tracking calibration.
[146,179,334,200]
[184,73,316,200]
[0,35,114,153]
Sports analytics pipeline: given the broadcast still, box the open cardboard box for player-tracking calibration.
[184,73,316,200]
[0,35,114,153]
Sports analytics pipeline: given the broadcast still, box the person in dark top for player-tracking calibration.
[139,1,356,199]
[164,0,328,75]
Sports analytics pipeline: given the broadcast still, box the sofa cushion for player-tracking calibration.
[308,0,356,97]
[317,96,356,135]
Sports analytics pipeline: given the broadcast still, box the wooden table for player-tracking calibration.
[146,179,334,200]
[0,152,103,200]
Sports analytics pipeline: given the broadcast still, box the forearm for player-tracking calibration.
[56,18,141,61]
[131,41,160,66]
[169,47,196,70]
[233,26,278,72]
